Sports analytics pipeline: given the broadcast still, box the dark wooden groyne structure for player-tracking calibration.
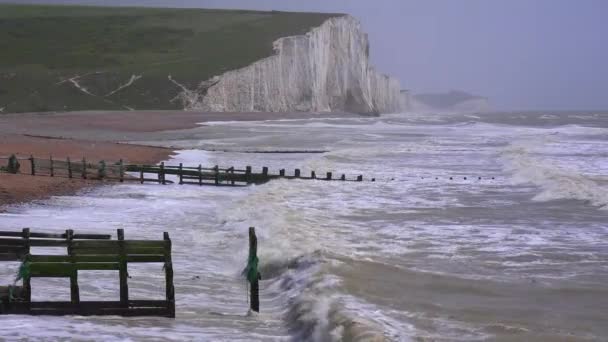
[0,154,370,186]
[0,228,175,317]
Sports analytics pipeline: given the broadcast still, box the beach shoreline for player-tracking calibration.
[0,110,360,209]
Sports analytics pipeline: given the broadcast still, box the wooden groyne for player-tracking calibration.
[0,228,175,317]
[0,154,371,187]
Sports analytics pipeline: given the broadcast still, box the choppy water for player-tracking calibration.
[1,111,607,341]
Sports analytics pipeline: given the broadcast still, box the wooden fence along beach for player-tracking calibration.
[0,154,370,186]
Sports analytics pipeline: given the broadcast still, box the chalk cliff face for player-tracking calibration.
[175,16,403,114]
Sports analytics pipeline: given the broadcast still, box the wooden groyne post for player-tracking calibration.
[49,156,54,177]
[29,155,35,176]
[246,227,260,313]
[67,157,72,179]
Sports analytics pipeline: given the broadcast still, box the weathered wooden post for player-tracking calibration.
[357,175,363,182]
[30,155,35,176]
[66,229,79,304]
[159,162,165,185]
[50,156,54,177]
[98,160,106,179]
[262,167,268,176]
[341,174,346,181]
[295,169,300,178]
[7,154,20,174]
[22,228,31,304]
[164,232,175,318]
[179,163,184,185]
[230,166,235,185]
[326,172,332,180]
[117,229,129,308]
[67,157,73,179]
[198,164,203,186]
[118,159,124,182]
[214,165,219,185]
[140,167,144,184]
[279,169,285,177]
[81,158,87,179]
[246,166,252,184]
[245,227,260,313]
[311,171,316,179]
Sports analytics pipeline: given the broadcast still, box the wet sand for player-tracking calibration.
[0,110,358,209]
[0,134,173,209]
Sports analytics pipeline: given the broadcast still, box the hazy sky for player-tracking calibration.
[3,0,608,110]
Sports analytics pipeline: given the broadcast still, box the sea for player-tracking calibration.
[1,111,607,341]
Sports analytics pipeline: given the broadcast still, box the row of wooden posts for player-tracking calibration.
[3,155,369,186]
[27,155,119,181]
[143,162,367,186]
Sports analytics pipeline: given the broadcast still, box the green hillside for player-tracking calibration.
[0,4,340,113]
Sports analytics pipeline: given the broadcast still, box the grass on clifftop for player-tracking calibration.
[0,4,340,113]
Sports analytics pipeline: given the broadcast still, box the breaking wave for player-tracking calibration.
[502,141,608,209]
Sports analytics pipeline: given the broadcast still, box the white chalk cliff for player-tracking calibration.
[174,15,403,114]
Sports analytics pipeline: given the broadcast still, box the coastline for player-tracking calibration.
[0,110,359,209]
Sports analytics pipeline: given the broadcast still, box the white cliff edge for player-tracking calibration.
[174,15,403,114]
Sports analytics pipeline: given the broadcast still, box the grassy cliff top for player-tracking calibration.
[0,3,342,113]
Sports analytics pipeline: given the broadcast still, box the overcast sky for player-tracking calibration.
[3,0,607,111]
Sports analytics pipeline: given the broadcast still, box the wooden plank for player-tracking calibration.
[0,231,23,237]
[0,238,27,246]
[4,303,171,317]
[0,231,110,239]
[72,247,165,255]
[29,265,74,277]
[0,253,21,261]
[29,254,165,263]
[72,240,166,249]
[29,262,119,275]
[29,300,169,309]
[73,234,112,240]
[0,238,67,247]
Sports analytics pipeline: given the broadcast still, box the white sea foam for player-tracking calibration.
[502,140,608,209]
